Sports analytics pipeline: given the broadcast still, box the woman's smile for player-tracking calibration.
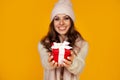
[58,26,67,31]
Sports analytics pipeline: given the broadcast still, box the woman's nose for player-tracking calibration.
[59,20,64,25]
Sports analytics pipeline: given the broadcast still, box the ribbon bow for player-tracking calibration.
[51,41,72,49]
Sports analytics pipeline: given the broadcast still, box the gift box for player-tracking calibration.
[51,41,72,64]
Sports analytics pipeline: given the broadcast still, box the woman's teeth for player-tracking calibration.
[59,27,66,30]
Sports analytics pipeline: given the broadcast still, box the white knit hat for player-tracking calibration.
[51,0,75,21]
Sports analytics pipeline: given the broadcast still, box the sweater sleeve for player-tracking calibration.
[38,42,54,70]
[67,41,89,75]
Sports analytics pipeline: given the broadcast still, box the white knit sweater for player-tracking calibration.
[38,40,89,80]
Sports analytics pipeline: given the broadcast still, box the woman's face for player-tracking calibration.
[53,14,71,36]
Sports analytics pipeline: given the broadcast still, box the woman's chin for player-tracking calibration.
[58,32,67,35]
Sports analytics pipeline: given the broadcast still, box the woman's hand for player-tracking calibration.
[62,50,74,68]
[48,52,60,68]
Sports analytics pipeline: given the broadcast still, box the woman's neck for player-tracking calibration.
[59,35,66,42]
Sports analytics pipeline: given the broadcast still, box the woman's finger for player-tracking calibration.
[67,50,75,61]
[50,60,55,66]
[63,61,71,68]
[67,56,72,61]
[63,59,72,65]
[53,62,58,68]
[48,56,53,62]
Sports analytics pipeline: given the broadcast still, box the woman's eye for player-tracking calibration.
[64,17,70,20]
[54,17,60,21]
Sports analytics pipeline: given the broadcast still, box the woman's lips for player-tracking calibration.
[58,26,66,31]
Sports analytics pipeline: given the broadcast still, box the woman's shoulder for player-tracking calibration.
[38,41,44,50]
[73,37,88,53]
[81,40,88,47]
[75,37,88,46]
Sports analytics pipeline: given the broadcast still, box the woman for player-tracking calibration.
[38,0,89,80]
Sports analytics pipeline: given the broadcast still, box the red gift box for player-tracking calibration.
[51,41,72,64]
[52,49,71,62]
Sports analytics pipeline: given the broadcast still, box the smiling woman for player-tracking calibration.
[2,0,120,80]
[38,0,89,80]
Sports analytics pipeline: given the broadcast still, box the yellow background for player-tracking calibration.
[1,0,120,80]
